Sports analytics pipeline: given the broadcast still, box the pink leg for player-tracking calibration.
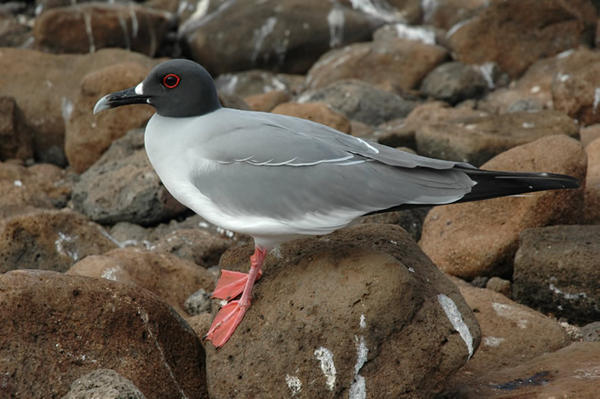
[205,246,267,347]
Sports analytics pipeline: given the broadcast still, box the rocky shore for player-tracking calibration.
[0,0,599,398]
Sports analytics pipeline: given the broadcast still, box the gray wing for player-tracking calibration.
[192,110,475,222]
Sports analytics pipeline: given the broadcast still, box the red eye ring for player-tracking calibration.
[163,73,180,89]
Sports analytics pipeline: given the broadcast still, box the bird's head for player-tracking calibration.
[93,59,221,117]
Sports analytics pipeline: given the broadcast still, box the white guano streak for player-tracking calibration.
[437,294,474,358]
[327,6,345,47]
[314,347,336,391]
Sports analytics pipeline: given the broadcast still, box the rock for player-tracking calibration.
[449,277,569,377]
[442,342,600,398]
[447,0,596,78]
[0,209,116,273]
[420,61,489,104]
[306,38,448,92]
[580,124,600,147]
[152,228,232,267]
[485,277,511,297]
[581,321,600,342]
[420,135,586,279]
[375,101,488,149]
[0,161,71,216]
[72,129,188,225]
[214,70,305,99]
[181,0,381,75]
[552,47,600,126]
[206,224,480,399]
[513,225,600,324]
[184,289,211,316]
[0,96,33,161]
[244,90,291,112]
[34,3,171,55]
[65,62,155,173]
[298,80,417,126]
[422,0,489,31]
[0,48,156,165]
[67,248,215,316]
[271,102,351,133]
[0,270,207,398]
[415,110,579,166]
[584,137,600,223]
[358,207,430,241]
[371,22,438,44]
[61,369,146,399]
[0,12,31,47]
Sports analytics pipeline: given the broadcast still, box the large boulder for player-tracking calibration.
[206,224,481,399]
[0,96,33,161]
[584,137,600,223]
[0,270,207,398]
[420,135,586,279]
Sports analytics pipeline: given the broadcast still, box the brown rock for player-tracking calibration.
[450,277,569,377]
[61,369,146,399]
[306,38,448,92]
[513,225,600,324]
[65,62,154,173]
[485,277,511,297]
[34,3,170,55]
[0,270,207,398]
[422,0,489,30]
[415,110,579,166]
[215,70,305,99]
[584,137,600,223]
[206,224,480,399]
[420,61,489,104]
[244,90,292,112]
[447,0,596,78]
[67,248,215,316]
[271,102,351,133]
[442,342,600,398]
[0,12,31,47]
[0,209,117,273]
[0,96,32,161]
[152,228,232,267]
[580,124,600,147]
[0,48,156,165]
[420,135,586,279]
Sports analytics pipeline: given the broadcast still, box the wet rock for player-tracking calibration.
[0,48,155,165]
[65,62,155,173]
[0,270,207,398]
[72,130,188,225]
[552,47,600,126]
[34,3,171,56]
[422,0,489,31]
[420,135,586,279]
[420,61,489,104]
[244,90,291,112]
[67,248,214,316]
[584,137,600,223]
[447,0,596,78]
[61,369,146,399]
[442,342,600,398]
[271,102,351,133]
[298,80,417,126]
[0,161,71,217]
[449,277,569,379]
[0,96,32,161]
[375,101,488,149]
[0,208,116,273]
[214,70,305,99]
[206,224,480,399]
[415,110,579,166]
[306,37,448,92]
[152,228,232,267]
[182,0,381,75]
[513,225,600,324]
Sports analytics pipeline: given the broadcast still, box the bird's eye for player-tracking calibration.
[162,73,180,89]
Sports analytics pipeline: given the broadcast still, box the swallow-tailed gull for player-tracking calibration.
[94,59,579,348]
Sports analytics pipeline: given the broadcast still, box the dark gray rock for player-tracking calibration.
[215,70,305,99]
[72,130,188,226]
[181,0,381,75]
[184,289,211,316]
[61,369,146,399]
[420,61,489,104]
[298,79,418,126]
[513,225,600,324]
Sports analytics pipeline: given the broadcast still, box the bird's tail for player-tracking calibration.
[457,168,580,203]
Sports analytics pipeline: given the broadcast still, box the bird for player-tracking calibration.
[94,59,579,348]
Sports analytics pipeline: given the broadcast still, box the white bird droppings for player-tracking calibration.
[359,314,367,329]
[483,336,505,347]
[101,266,120,281]
[437,294,474,358]
[491,302,529,329]
[314,347,336,391]
[350,314,369,399]
[55,232,79,261]
[349,375,366,399]
[285,374,302,396]
[394,23,436,45]
[13,180,23,187]
[327,6,345,47]
[593,88,600,113]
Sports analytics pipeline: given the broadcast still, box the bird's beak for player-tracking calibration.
[93,86,150,114]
